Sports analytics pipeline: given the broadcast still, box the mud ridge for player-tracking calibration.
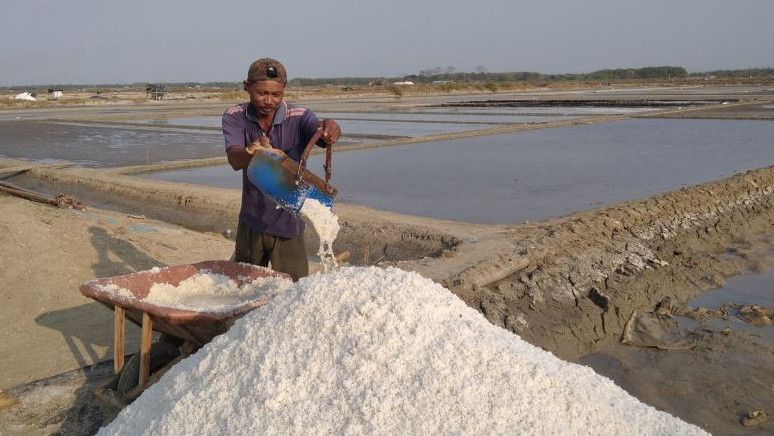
[446,166,773,360]
[1,159,462,265]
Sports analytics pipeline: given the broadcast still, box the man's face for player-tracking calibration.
[244,80,285,117]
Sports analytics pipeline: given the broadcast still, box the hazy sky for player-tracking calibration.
[1,0,772,86]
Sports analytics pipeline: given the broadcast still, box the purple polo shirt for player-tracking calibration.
[222,101,323,238]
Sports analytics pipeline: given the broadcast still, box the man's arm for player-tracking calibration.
[222,110,253,170]
[226,145,253,170]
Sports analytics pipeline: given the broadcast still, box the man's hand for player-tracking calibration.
[246,136,287,158]
[320,119,341,145]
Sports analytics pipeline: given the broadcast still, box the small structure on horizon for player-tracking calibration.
[48,88,63,99]
[146,84,167,100]
[391,81,415,86]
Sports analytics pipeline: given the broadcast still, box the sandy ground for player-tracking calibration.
[0,194,234,390]
[1,87,773,434]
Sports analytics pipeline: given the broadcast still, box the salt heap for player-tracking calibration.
[13,92,36,101]
[142,272,291,312]
[94,269,291,313]
[101,267,706,435]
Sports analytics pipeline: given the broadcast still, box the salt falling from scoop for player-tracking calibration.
[300,199,340,271]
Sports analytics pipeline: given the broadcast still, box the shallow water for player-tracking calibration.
[315,111,579,124]
[416,106,658,115]
[145,119,774,224]
[136,117,221,128]
[134,115,502,136]
[335,119,496,136]
[0,121,223,167]
[681,268,774,342]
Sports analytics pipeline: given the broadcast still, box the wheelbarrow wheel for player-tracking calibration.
[116,341,181,395]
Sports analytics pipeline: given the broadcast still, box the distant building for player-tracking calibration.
[48,88,63,99]
[146,84,167,100]
[391,81,415,86]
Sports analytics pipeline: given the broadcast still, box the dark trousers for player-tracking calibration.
[234,221,309,281]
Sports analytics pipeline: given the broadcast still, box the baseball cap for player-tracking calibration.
[247,58,287,84]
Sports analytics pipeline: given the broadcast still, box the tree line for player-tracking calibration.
[4,67,773,91]
[289,66,774,86]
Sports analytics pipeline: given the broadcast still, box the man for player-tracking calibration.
[222,58,341,281]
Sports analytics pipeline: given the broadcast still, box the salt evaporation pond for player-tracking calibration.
[0,121,222,167]
[133,115,500,137]
[100,266,705,435]
[136,116,222,128]
[144,119,774,224]
[326,119,496,137]
[417,106,658,115]
[136,114,546,127]
[314,111,579,124]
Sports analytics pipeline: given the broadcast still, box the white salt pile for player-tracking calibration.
[100,267,706,435]
[13,92,36,101]
[300,198,340,271]
[142,272,291,312]
[96,270,292,313]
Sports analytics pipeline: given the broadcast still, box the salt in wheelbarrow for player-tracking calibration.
[80,260,292,401]
[247,128,338,212]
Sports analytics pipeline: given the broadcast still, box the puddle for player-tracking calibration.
[143,119,774,224]
[679,268,774,342]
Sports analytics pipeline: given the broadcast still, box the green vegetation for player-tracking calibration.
[400,66,689,84]
[286,66,773,88]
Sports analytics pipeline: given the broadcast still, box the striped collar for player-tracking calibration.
[245,100,287,126]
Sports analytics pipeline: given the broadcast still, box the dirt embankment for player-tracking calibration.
[445,166,773,359]
[408,166,773,434]
[3,160,463,266]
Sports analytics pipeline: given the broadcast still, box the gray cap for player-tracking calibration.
[247,58,287,84]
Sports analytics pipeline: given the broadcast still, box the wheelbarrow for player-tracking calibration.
[247,128,339,213]
[80,260,292,400]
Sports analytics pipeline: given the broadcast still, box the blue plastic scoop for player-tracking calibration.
[246,129,337,213]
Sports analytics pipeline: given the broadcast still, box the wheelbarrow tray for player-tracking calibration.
[80,260,291,346]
